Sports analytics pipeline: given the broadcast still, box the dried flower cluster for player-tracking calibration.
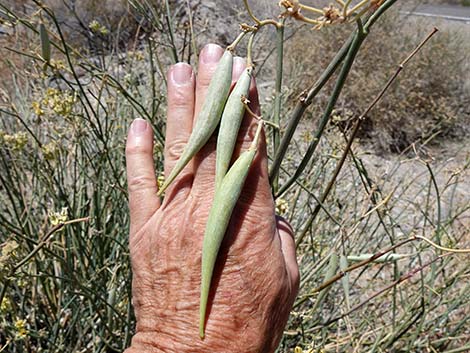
[279,0,382,29]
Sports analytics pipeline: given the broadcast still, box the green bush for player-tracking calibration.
[1,1,469,352]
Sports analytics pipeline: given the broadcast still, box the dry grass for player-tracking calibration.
[1,1,470,352]
[282,7,469,153]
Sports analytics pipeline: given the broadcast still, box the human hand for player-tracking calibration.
[124,44,299,353]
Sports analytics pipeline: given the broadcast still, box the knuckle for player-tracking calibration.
[128,174,157,193]
[126,143,152,156]
[165,138,188,161]
[169,89,191,110]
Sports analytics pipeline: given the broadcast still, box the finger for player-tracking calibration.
[193,43,225,123]
[126,119,161,235]
[234,78,273,212]
[231,56,247,85]
[276,216,300,293]
[192,56,247,191]
[164,62,196,179]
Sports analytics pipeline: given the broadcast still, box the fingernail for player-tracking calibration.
[171,63,193,85]
[131,119,148,135]
[200,44,224,64]
[232,56,246,81]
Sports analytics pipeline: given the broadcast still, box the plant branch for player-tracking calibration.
[323,255,444,325]
[268,0,399,190]
[276,20,367,197]
[271,18,286,193]
[242,0,282,28]
[294,27,438,247]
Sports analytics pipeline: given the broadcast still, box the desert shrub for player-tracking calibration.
[0,2,167,350]
[2,0,137,53]
[0,1,469,352]
[282,7,469,152]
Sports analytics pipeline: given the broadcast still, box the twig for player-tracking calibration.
[242,96,280,130]
[414,235,470,254]
[271,18,286,193]
[299,4,324,15]
[276,19,367,198]
[295,237,415,307]
[296,228,468,309]
[11,217,90,273]
[268,32,355,185]
[270,0,402,187]
[295,27,439,247]
[242,0,281,28]
[227,31,249,52]
[347,0,370,17]
[186,0,198,67]
[0,217,89,309]
[323,255,444,325]
[164,0,178,64]
[246,31,257,68]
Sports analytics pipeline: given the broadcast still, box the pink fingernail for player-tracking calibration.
[131,119,148,135]
[171,63,193,85]
[200,44,224,64]
[232,56,246,81]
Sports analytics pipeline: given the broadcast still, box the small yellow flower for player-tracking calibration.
[32,101,44,116]
[14,319,28,340]
[48,207,68,226]
[42,141,59,161]
[50,59,66,71]
[275,198,289,216]
[89,20,101,32]
[157,174,165,191]
[3,132,28,150]
[1,241,19,257]
[0,240,19,273]
[294,348,315,353]
[42,88,76,117]
[99,27,109,35]
[129,51,145,61]
[0,297,12,313]
[302,130,313,143]
[89,20,109,35]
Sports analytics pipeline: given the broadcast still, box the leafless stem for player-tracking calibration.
[295,27,439,247]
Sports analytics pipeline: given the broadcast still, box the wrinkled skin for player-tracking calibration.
[124,44,299,353]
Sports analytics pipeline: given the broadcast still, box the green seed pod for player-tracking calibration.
[339,254,350,310]
[40,23,51,64]
[199,123,262,339]
[312,252,338,312]
[215,66,253,188]
[158,50,233,196]
[347,253,411,263]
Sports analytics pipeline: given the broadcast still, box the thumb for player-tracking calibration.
[126,119,161,236]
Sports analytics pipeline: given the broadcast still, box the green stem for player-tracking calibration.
[294,16,434,248]
[246,31,257,68]
[268,32,355,186]
[186,0,198,67]
[276,21,367,198]
[164,0,178,64]
[268,0,398,188]
[227,31,248,52]
[271,19,285,194]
